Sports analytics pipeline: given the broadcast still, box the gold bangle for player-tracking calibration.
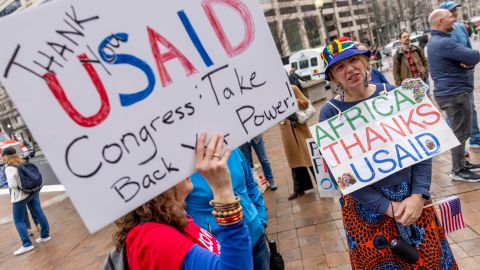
[210,196,240,207]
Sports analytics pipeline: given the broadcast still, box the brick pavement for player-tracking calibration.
[1,40,480,270]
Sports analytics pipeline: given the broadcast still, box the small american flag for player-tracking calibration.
[438,196,465,234]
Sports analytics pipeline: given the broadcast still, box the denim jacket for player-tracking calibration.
[186,148,267,245]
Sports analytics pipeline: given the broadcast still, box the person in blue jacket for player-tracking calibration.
[0,162,7,188]
[439,1,480,150]
[186,148,269,270]
[357,43,390,85]
[428,9,480,182]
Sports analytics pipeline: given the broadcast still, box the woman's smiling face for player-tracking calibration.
[331,55,368,88]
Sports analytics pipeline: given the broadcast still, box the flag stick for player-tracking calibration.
[423,195,458,209]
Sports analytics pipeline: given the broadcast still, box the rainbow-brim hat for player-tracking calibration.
[321,37,370,81]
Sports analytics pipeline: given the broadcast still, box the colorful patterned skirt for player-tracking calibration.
[341,181,458,270]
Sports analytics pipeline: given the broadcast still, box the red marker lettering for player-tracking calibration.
[43,54,110,127]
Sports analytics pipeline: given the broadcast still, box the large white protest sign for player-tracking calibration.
[0,0,296,232]
[305,138,341,198]
[309,88,459,195]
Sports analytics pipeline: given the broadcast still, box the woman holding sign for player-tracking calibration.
[279,85,315,200]
[112,133,253,270]
[318,37,457,269]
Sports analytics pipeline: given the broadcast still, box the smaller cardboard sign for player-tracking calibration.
[306,138,341,198]
[310,87,459,195]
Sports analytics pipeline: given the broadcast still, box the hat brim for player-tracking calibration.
[443,3,462,10]
[324,49,371,81]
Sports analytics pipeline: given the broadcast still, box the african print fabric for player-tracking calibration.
[340,180,457,270]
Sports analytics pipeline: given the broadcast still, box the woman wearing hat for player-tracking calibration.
[319,37,457,269]
[3,146,51,256]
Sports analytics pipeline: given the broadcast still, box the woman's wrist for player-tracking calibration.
[212,189,235,202]
[211,196,243,226]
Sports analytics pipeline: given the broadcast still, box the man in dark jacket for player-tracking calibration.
[428,9,480,181]
[288,68,306,90]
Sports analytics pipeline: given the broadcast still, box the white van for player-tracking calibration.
[288,47,325,80]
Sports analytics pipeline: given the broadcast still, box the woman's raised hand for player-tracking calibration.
[195,133,235,202]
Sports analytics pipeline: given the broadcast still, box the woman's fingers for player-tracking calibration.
[205,133,220,161]
[195,133,207,164]
[213,134,225,160]
[221,147,232,163]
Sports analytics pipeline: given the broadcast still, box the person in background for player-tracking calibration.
[370,44,383,69]
[288,67,306,91]
[357,43,389,84]
[319,36,457,269]
[279,85,315,200]
[0,161,7,188]
[4,146,51,256]
[439,1,480,149]
[428,9,480,182]
[239,134,277,190]
[113,133,253,270]
[0,157,40,236]
[186,147,270,270]
[393,31,429,87]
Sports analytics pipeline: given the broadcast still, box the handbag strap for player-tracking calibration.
[327,101,343,120]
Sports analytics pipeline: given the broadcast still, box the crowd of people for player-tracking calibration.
[2,1,480,269]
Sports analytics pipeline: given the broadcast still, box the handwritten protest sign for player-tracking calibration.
[309,88,459,195]
[306,138,341,198]
[0,0,295,232]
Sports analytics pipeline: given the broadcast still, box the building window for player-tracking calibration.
[304,16,321,47]
[327,25,336,32]
[336,1,350,7]
[341,21,353,28]
[356,19,368,25]
[354,9,365,15]
[283,19,303,52]
[324,14,334,21]
[323,3,334,9]
[268,22,282,54]
[339,11,351,18]
[0,0,21,17]
[259,0,273,3]
[280,7,297,15]
[264,9,275,17]
[301,5,316,12]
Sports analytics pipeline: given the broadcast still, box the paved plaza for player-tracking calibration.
[1,40,480,270]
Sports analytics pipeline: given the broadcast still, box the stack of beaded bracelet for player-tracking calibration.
[210,196,243,226]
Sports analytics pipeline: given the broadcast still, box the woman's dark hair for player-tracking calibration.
[399,31,409,39]
[113,188,188,251]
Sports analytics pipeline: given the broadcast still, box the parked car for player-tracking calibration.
[0,133,35,160]
[383,33,426,57]
[383,40,400,56]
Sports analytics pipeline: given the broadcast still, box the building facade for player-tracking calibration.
[262,0,480,58]
[262,0,375,58]
[0,0,44,145]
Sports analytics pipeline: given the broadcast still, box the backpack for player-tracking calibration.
[102,246,129,270]
[17,162,42,194]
